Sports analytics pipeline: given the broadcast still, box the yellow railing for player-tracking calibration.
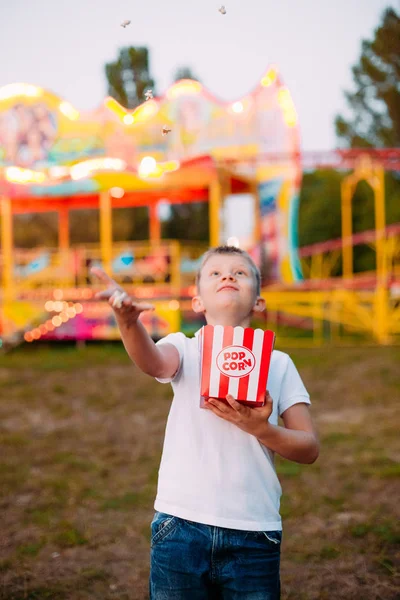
[1,238,399,346]
[261,287,400,345]
[0,240,208,296]
[300,235,399,282]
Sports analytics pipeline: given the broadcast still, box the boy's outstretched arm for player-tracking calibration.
[91,267,180,379]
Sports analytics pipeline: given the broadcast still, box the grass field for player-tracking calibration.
[0,343,399,600]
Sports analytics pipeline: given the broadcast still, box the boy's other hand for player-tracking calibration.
[204,392,273,438]
[90,267,154,323]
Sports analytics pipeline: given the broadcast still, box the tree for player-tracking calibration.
[105,47,155,109]
[305,7,400,276]
[298,168,400,275]
[335,7,400,147]
[172,66,200,83]
[298,170,343,249]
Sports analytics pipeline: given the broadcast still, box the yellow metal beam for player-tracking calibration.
[170,240,181,296]
[372,166,387,285]
[251,182,261,246]
[58,207,70,251]
[209,177,221,247]
[149,202,161,243]
[339,157,391,343]
[341,179,353,279]
[1,195,14,303]
[99,191,113,275]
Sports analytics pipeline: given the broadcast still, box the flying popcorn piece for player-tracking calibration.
[120,20,131,28]
[162,125,171,136]
[218,5,226,15]
[145,90,153,101]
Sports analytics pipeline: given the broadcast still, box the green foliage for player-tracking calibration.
[112,206,149,242]
[173,66,201,82]
[350,520,400,544]
[0,559,13,572]
[298,169,400,273]
[105,47,155,109]
[275,459,302,477]
[13,213,58,248]
[162,202,209,241]
[4,588,67,600]
[17,540,46,557]
[53,523,88,548]
[101,492,140,510]
[335,8,400,147]
[0,342,130,370]
[69,207,149,245]
[319,545,341,560]
[79,567,109,582]
[298,170,342,246]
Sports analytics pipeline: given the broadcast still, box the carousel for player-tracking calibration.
[0,69,301,343]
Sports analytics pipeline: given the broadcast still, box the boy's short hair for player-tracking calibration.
[196,246,261,295]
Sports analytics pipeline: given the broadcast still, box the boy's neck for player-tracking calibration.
[205,315,252,328]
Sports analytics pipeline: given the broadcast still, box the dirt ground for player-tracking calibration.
[0,343,399,600]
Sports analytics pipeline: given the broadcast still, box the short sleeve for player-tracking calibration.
[278,356,311,417]
[155,332,186,384]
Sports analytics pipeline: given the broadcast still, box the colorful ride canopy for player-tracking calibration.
[0,68,302,282]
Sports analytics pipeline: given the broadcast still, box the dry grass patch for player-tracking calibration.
[0,343,399,599]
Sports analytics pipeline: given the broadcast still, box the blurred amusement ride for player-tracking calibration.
[0,70,399,349]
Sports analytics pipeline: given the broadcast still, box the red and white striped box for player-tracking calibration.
[199,325,275,408]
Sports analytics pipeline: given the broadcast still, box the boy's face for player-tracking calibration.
[192,253,265,327]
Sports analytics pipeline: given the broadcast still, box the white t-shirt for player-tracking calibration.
[154,331,311,531]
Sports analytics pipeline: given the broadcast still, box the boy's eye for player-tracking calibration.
[211,271,220,276]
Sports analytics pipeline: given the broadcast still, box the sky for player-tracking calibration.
[0,0,394,151]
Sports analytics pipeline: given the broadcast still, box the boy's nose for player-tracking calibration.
[222,274,236,281]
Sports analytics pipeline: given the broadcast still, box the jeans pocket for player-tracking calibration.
[151,512,179,547]
[262,530,282,545]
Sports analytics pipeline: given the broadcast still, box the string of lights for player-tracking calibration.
[23,301,84,343]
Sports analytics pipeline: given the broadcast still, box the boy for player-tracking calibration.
[92,245,319,599]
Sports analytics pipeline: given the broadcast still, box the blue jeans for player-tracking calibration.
[150,511,281,599]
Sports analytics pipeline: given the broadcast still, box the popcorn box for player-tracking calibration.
[199,325,275,408]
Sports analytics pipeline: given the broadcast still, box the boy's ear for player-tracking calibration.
[252,296,266,314]
[192,295,205,314]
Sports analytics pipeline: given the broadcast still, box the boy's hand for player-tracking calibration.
[204,392,274,438]
[90,267,154,324]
